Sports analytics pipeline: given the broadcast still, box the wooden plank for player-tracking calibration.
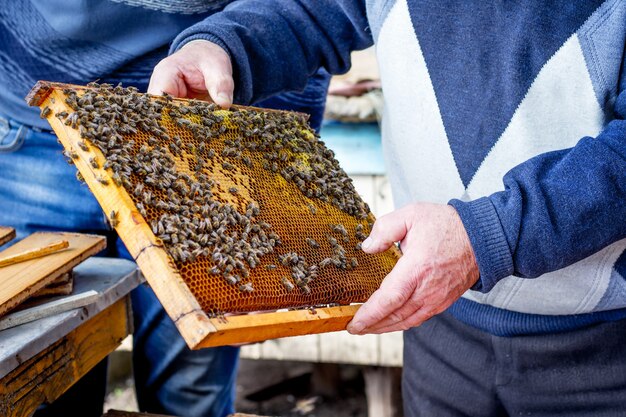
[0,258,140,379]
[363,366,402,417]
[0,290,99,331]
[239,343,262,360]
[32,272,74,298]
[351,175,376,212]
[373,176,395,217]
[319,331,379,365]
[0,227,15,247]
[378,331,404,367]
[0,297,131,417]
[0,232,105,317]
[260,334,320,362]
[0,239,69,268]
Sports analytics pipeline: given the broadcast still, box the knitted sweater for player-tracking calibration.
[0,0,329,131]
[170,0,626,335]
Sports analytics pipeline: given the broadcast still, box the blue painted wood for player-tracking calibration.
[320,122,386,175]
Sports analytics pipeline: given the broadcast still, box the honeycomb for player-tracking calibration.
[43,83,398,316]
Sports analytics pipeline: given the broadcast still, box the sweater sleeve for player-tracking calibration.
[450,88,626,293]
[169,0,373,105]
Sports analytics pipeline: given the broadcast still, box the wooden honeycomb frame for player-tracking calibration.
[27,81,399,349]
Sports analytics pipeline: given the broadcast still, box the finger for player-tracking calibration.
[361,206,413,254]
[148,60,188,97]
[356,289,425,334]
[199,55,234,109]
[365,308,435,334]
[347,255,418,334]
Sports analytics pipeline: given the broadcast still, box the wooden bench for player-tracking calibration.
[0,258,142,417]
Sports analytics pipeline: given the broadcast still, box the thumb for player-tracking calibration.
[347,254,419,334]
[148,60,188,97]
[361,208,411,254]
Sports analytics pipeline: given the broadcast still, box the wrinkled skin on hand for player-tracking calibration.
[347,203,479,335]
[148,40,234,108]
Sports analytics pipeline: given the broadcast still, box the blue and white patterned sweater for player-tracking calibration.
[174,0,626,335]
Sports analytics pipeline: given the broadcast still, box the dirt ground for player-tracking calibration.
[104,357,369,417]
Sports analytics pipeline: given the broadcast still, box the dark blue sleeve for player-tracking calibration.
[254,68,331,133]
[169,0,372,105]
[450,88,626,292]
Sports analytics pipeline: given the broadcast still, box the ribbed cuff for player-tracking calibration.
[170,32,231,59]
[449,197,513,292]
[447,297,626,336]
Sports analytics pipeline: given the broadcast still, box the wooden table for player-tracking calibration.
[0,258,142,417]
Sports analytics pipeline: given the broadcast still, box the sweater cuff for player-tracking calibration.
[170,32,231,60]
[448,197,514,292]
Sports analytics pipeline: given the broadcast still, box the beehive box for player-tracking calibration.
[27,81,399,348]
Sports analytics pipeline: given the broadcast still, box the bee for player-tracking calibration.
[222,275,238,285]
[350,257,358,268]
[228,187,238,194]
[66,112,79,128]
[222,161,235,171]
[76,171,85,183]
[331,224,349,242]
[40,106,52,118]
[239,282,254,293]
[266,264,277,270]
[136,202,147,217]
[281,277,295,292]
[133,183,144,196]
[109,210,119,227]
[77,140,89,151]
[111,172,123,186]
[305,238,319,248]
[55,111,69,119]
[96,175,109,185]
[89,157,99,169]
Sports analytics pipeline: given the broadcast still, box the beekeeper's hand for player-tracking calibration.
[148,40,234,108]
[347,203,479,335]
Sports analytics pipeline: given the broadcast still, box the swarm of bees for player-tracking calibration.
[52,82,373,304]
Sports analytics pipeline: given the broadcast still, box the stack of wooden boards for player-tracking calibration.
[0,228,106,330]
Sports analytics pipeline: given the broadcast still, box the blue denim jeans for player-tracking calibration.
[0,121,239,417]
